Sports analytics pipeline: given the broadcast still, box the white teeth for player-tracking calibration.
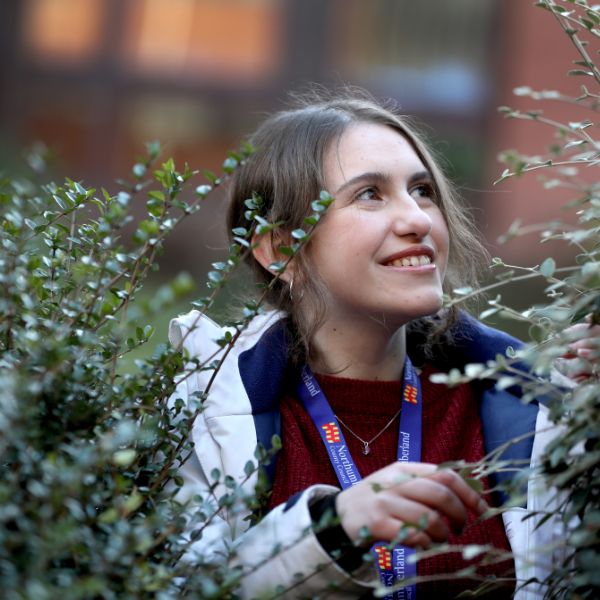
[389,255,431,267]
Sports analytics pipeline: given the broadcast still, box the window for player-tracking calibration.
[123,0,282,82]
[21,0,105,65]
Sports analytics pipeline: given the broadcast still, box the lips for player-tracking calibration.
[382,246,435,268]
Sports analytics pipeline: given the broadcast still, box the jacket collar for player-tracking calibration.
[237,311,526,415]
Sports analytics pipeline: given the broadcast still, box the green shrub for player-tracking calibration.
[441,1,600,597]
[0,143,250,598]
[0,140,335,598]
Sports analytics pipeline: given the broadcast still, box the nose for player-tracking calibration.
[390,196,433,239]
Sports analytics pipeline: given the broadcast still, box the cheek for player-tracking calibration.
[440,239,450,279]
[313,211,372,252]
[434,213,450,251]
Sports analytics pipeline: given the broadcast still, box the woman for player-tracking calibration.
[169,91,588,599]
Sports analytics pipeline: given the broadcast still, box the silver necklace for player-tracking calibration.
[334,407,402,455]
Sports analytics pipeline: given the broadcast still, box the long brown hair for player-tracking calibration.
[227,88,487,362]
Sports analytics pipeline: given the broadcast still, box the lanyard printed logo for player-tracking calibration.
[374,544,393,569]
[322,422,341,443]
[403,384,418,404]
[297,357,422,600]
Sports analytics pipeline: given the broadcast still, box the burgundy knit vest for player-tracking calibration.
[268,364,515,598]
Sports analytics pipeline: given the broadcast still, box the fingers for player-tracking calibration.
[389,466,486,533]
[557,321,600,381]
[370,492,451,544]
[568,337,600,360]
[335,462,487,548]
[396,478,468,535]
[387,462,487,517]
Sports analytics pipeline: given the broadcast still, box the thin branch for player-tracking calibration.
[550,3,600,86]
[445,266,581,308]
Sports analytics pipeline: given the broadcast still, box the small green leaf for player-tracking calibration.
[222,157,238,173]
[479,307,500,320]
[453,286,474,296]
[496,376,519,390]
[132,163,146,178]
[98,508,119,524]
[123,492,143,513]
[540,257,556,278]
[146,140,161,158]
[203,170,218,184]
[465,363,485,378]
[513,86,532,96]
[268,261,286,273]
[195,184,212,197]
[580,18,594,30]
[112,449,136,467]
[319,190,334,204]
[148,190,165,202]
[207,271,224,283]
[462,545,488,560]
[465,477,484,494]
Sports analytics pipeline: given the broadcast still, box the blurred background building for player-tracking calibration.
[0,0,584,330]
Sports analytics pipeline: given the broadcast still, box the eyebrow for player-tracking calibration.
[334,170,433,196]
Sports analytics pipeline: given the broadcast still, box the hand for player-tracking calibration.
[556,318,600,382]
[335,461,487,549]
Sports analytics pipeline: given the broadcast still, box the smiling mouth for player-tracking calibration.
[386,255,432,267]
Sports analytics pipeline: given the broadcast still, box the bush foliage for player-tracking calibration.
[0,0,598,598]
[440,1,599,596]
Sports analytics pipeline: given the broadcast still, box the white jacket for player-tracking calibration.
[169,310,568,599]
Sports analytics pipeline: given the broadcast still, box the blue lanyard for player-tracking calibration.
[297,357,422,600]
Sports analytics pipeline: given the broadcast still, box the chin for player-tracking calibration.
[374,300,443,331]
[404,295,444,321]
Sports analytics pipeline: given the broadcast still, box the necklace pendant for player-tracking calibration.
[363,442,370,455]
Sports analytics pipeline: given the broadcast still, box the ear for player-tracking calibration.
[251,230,294,283]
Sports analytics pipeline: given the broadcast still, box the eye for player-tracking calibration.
[410,182,437,202]
[355,187,382,202]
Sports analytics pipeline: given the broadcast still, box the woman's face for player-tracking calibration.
[307,121,450,329]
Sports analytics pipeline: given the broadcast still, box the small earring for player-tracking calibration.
[289,278,294,302]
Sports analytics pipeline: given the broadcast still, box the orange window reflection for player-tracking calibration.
[21,0,105,65]
[123,0,282,82]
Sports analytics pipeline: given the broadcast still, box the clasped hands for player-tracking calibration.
[335,461,487,549]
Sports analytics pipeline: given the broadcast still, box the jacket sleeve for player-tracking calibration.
[168,315,379,598]
[173,398,379,599]
[502,404,574,600]
[232,485,379,598]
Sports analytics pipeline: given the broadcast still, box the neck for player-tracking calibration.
[309,316,407,381]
